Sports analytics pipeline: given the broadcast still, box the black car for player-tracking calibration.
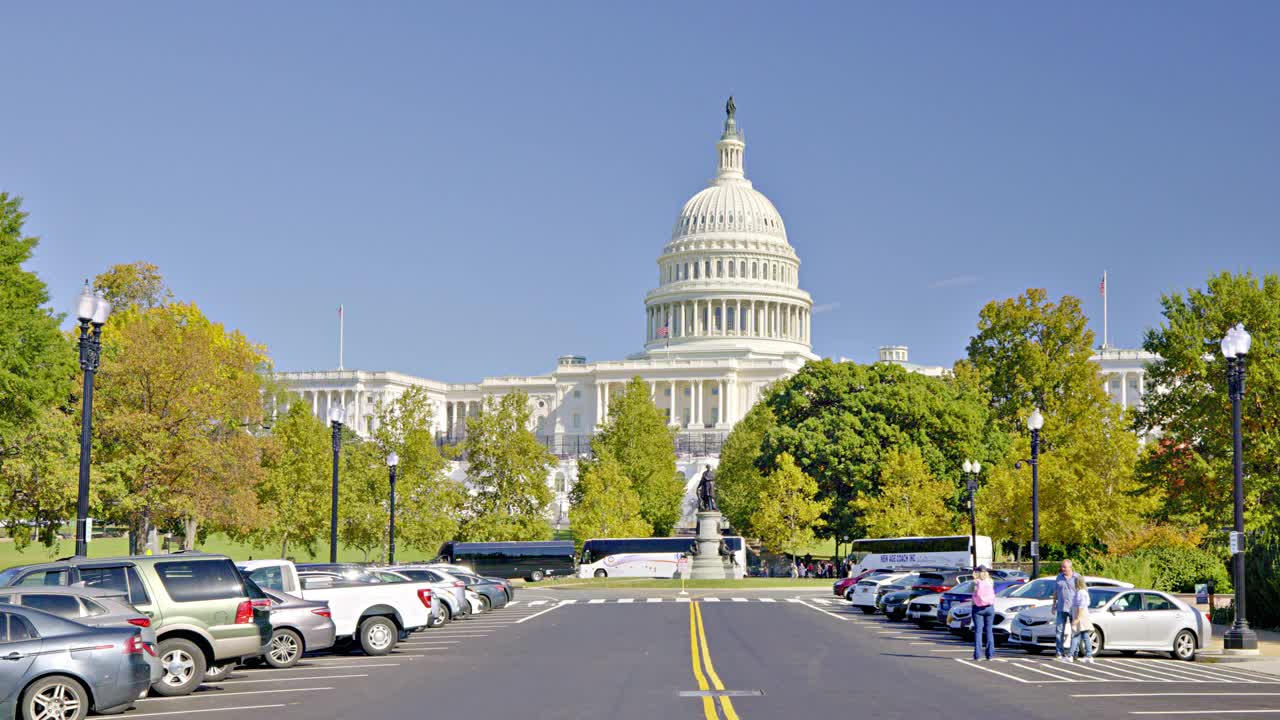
[880,589,915,621]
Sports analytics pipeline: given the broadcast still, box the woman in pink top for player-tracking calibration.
[971,566,997,661]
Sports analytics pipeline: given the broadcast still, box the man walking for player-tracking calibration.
[1052,559,1077,660]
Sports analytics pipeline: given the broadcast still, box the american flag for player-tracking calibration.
[1099,274,1106,296]
[657,324,669,338]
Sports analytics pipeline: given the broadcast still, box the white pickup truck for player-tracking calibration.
[238,559,434,655]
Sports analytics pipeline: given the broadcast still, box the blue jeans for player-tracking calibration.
[1070,623,1094,658]
[1055,610,1073,656]
[973,605,995,660]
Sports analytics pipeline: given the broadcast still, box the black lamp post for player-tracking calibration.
[74,281,111,557]
[963,459,981,569]
[1221,323,1258,652]
[328,403,346,563]
[386,451,399,565]
[1016,408,1045,578]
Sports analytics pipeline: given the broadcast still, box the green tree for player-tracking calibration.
[714,401,776,536]
[1135,271,1280,531]
[370,387,465,555]
[583,377,684,535]
[0,193,75,468]
[750,453,830,558]
[0,405,78,552]
[95,299,271,552]
[569,452,651,548]
[460,391,555,541]
[95,261,171,309]
[760,360,1001,539]
[336,435,390,561]
[964,288,1106,430]
[243,402,331,558]
[853,447,958,538]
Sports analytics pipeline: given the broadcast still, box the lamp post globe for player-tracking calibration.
[964,459,980,569]
[386,451,399,564]
[1222,324,1258,653]
[328,403,346,563]
[74,281,111,557]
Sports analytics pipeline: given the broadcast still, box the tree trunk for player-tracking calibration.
[280,536,289,559]
[183,517,198,551]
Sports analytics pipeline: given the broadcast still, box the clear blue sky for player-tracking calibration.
[5,2,1278,381]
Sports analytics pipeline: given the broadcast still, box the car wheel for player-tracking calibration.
[480,595,492,612]
[860,607,876,615]
[358,616,397,656]
[1024,647,1046,655]
[1089,625,1105,655]
[152,638,206,697]
[530,570,545,582]
[22,675,88,720]
[266,628,303,669]
[203,660,236,682]
[594,569,607,578]
[1172,629,1196,661]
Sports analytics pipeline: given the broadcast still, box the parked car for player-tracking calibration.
[0,603,153,719]
[946,581,1028,638]
[874,572,923,613]
[296,564,386,584]
[434,569,510,611]
[907,593,943,626]
[240,577,336,669]
[366,569,450,628]
[0,553,271,697]
[880,589,914,621]
[382,566,470,622]
[937,578,1025,625]
[848,571,914,613]
[1011,587,1210,661]
[950,575,1133,644]
[0,585,162,690]
[238,559,434,656]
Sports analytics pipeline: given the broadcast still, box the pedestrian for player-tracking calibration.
[1052,559,1077,661]
[1068,575,1094,664]
[971,566,997,661]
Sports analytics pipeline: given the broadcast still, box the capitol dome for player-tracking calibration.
[644,99,813,357]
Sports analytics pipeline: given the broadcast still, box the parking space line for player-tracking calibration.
[794,599,848,622]
[1129,710,1280,715]
[931,649,973,653]
[527,600,548,606]
[1012,661,1082,682]
[235,663,400,672]
[1062,662,1156,682]
[786,598,802,603]
[1106,659,1215,682]
[955,658,1033,683]
[1189,664,1280,683]
[1025,661,1113,681]
[1126,660,1263,683]
[1076,693,1280,698]
[220,674,368,684]
[124,704,287,717]
[507,601,520,607]
[514,599,569,624]
[139,687,332,703]
[1085,661,1178,682]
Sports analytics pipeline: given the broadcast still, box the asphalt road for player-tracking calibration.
[126,588,1280,720]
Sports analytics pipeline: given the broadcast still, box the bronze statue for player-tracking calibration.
[725,96,736,119]
[697,465,717,511]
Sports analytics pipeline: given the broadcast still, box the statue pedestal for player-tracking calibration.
[689,510,728,580]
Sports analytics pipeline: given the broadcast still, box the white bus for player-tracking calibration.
[848,535,992,576]
[578,536,747,579]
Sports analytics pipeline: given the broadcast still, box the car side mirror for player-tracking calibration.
[1107,606,1118,614]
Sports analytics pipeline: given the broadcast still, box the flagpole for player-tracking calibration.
[1102,271,1108,350]
[338,304,345,370]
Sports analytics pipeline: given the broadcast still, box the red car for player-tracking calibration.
[832,568,892,597]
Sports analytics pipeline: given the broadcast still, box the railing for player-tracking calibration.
[435,431,728,460]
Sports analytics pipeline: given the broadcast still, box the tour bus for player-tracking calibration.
[435,540,577,581]
[848,535,992,576]
[577,536,747,579]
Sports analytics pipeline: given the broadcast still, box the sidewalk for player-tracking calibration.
[1200,623,1280,675]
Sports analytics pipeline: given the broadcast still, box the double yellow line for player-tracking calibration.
[688,601,741,720]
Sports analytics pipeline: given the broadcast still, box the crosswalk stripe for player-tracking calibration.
[703,597,720,602]
[646,598,663,603]
[588,599,606,604]
[731,597,748,602]
[559,599,577,605]
[677,597,691,602]
[786,598,802,603]
[760,598,776,603]
[618,598,634,603]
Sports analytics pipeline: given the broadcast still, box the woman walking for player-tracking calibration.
[1069,575,1094,663]
[971,566,997,661]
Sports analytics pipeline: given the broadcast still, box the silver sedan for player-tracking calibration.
[1011,587,1210,660]
[260,588,337,668]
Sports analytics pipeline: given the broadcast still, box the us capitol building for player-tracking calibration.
[277,101,1153,528]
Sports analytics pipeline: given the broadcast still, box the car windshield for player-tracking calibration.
[1007,578,1055,600]
[996,583,1023,597]
[1086,588,1120,608]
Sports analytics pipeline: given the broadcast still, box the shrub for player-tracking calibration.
[1077,546,1231,593]
[1244,531,1280,630]
[1076,553,1158,589]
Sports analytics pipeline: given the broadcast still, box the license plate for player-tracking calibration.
[949,620,961,629]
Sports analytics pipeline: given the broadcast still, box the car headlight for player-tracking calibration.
[1007,605,1033,613]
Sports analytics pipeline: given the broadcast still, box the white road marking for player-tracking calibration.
[785,598,802,603]
[1012,661,1081,682]
[760,598,776,603]
[1076,693,1280,698]
[559,599,578,605]
[955,658,1032,683]
[794,599,849,622]
[124,704,287,718]
[235,663,401,672]
[139,687,332,703]
[930,649,973,653]
[677,597,692,603]
[514,600,570,624]
[703,597,720,602]
[731,597,748,602]
[507,601,520,607]
[647,598,663,603]
[588,599,607,604]
[221,674,368,684]
[1130,711,1280,715]
[528,600,548,607]
[619,598,635,603]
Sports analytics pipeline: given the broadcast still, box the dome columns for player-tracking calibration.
[645,296,811,346]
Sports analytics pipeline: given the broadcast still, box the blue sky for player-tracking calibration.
[4,2,1278,381]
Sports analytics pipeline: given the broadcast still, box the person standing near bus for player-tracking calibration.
[971,566,996,661]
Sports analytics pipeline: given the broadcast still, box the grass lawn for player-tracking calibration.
[519,576,833,590]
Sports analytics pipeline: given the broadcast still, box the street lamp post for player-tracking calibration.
[328,404,346,563]
[74,281,111,557]
[1221,323,1258,653]
[386,451,399,565]
[963,460,981,569]
[1025,409,1044,577]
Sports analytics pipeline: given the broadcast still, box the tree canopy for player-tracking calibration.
[714,400,776,537]
[460,391,555,541]
[854,446,958,538]
[569,451,651,548]
[749,453,829,557]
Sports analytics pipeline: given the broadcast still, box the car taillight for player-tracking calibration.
[127,617,151,628]
[453,581,465,588]
[251,599,272,610]
[312,608,332,619]
[234,600,254,624]
[124,635,154,656]
[417,588,432,608]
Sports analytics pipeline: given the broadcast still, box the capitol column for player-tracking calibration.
[670,380,678,426]
[717,380,726,427]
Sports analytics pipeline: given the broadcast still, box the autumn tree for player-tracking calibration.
[854,447,958,538]
[569,452,651,548]
[460,391,555,541]
[95,297,271,552]
[750,453,829,558]
[582,377,685,535]
[1135,271,1280,531]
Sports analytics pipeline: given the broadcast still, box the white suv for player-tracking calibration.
[849,571,912,613]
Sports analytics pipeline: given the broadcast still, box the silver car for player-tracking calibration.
[0,585,163,689]
[1011,587,1210,661]
[382,566,470,622]
[0,603,153,719]
[259,588,336,668]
